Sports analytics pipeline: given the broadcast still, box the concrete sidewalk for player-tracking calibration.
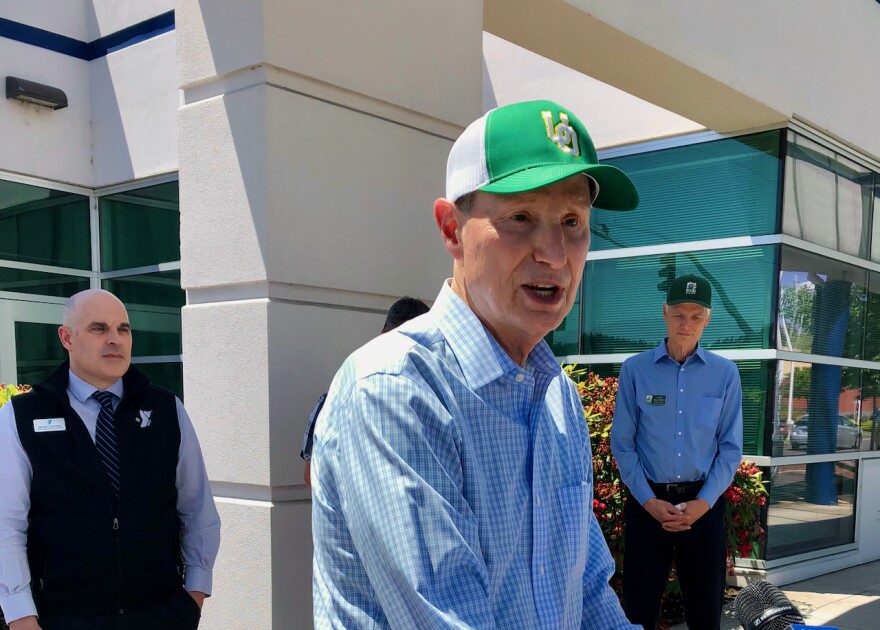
[671,558,880,629]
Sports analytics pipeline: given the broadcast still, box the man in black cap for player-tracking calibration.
[611,274,743,630]
[300,296,429,486]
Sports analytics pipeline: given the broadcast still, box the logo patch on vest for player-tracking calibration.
[33,418,66,432]
[542,110,580,156]
[645,395,667,406]
[136,409,152,429]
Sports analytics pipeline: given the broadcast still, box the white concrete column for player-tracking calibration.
[176,1,483,627]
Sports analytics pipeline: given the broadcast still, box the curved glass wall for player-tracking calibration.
[580,245,777,355]
[777,247,867,360]
[553,126,880,564]
[784,133,874,260]
[592,130,781,251]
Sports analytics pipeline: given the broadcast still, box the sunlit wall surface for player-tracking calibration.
[550,127,880,563]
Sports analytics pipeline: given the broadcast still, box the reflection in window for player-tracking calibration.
[15,322,67,385]
[99,182,180,272]
[0,180,91,269]
[133,361,183,400]
[593,131,781,251]
[580,246,776,355]
[775,362,864,456]
[0,268,89,298]
[778,247,866,360]
[102,273,183,357]
[783,133,873,259]
[766,460,856,560]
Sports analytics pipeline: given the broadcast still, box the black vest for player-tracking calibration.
[12,363,183,616]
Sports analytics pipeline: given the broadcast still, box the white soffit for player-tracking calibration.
[482,32,704,150]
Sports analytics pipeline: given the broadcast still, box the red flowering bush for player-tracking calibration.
[566,367,767,625]
[724,461,767,571]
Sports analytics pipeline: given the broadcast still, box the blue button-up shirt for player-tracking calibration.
[312,281,635,629]
[611,340,743,507]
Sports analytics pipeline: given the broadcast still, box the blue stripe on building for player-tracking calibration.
[0,11,174,61]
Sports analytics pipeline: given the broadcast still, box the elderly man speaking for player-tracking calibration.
[311,100,640,629]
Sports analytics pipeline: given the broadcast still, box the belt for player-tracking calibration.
[648,480,704,496]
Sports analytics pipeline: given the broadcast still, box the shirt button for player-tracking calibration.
[679,410,683,414]
[678,432,682,436]
[677,475,681,479]
[681,367,685,372]
[515,373,525,382]
[535,496,541,506]
[678,453,682,457]
[680,389,684,392]
[539,565,545,575]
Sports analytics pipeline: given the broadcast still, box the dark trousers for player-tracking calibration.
[622,493,726,630]
[37,588,201,630]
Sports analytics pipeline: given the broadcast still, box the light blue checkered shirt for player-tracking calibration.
[311,281,636,629]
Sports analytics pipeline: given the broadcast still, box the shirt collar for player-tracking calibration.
[68,370,124,403]
[653,338,707,364]
[433,280,560,389]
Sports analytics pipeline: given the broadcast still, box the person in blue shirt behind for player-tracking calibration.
[611,274,743,630]
[310,100,642,629]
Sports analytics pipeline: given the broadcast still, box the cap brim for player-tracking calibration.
[479,163,639,211]
[666,297,712,309]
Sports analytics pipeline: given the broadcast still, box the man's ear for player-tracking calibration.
[434,198,464,260]
[58,325,73,351]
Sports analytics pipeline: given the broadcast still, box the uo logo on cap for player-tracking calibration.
[542,111,580,156]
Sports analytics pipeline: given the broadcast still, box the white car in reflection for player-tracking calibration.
[789,414,862,450]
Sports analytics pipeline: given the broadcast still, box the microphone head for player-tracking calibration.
[735,580,805,630]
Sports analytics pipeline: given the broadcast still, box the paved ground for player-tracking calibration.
[670,558,880,629]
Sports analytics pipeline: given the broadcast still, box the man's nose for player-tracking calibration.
[533,224,567,268]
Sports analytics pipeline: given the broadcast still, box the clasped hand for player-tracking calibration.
[644,497,710,532]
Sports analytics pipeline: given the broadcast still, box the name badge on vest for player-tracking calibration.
[645,395,666,406]
[33,418,66,432]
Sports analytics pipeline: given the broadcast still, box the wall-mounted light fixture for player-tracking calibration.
[5,76,68,110]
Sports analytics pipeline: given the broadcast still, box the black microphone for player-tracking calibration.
[735,580,804,630]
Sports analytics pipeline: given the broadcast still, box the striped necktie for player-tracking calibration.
[92,390,121,497]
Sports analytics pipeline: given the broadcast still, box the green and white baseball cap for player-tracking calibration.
[446,100,639,211]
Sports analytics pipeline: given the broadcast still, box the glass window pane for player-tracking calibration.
[132,361,182,400]
[592,131,781,251]
[783,133,874,259]
[775,362,863,456]
[15,322,67,386]
[778,247,866,360]
[864,270,880,372]
[546,281,581,355]
[0,179,91,269]
[0,267,89,298]
[765,460,856,560]
[871,176,880,263]
[102,271,183,357]
[100,182,179,271]
[580,245,776,355]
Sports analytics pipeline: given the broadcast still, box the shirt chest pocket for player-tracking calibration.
[557,485,589,577]
[695,396,722,436]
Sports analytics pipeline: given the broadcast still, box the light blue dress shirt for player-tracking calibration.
[0,371,220,623]
[611,340,743,507]
[312,281,636,629]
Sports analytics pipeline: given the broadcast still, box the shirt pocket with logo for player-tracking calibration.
[557,484,590,577]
